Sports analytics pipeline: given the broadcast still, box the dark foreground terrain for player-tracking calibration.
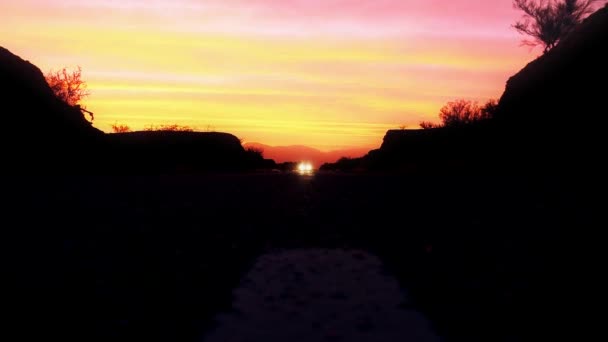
[5,170,578,342]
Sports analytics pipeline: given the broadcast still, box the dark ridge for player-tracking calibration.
[323,6,608,173]
[105,131,274,173]
[0,46,274,173]
[322,122,496,172]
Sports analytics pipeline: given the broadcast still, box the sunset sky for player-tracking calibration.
[1,0,536,150]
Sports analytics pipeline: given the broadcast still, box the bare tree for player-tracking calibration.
[45,66,90,106]
[513,0,603,53]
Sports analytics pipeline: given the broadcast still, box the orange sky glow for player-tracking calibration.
[1,0,536,151]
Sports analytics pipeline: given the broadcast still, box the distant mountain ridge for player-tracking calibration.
[244,142,370,166]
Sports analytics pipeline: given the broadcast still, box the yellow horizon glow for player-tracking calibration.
[1,1,535,151]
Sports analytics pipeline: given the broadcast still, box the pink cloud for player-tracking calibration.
[222,0,520,37]
[6,0,522,39]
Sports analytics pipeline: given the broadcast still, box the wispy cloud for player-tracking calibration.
[0,0,533,149]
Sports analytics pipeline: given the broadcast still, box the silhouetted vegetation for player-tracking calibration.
[244,146,276,169]
[110,122,132,133]
[144,124,195,132]
[513,0,603,52]
[45,66,95,122]
[419,121,441,129]
[45,66,90,106]
[438,99,496,127]
[420,99,497,129]
[245,146,264,159]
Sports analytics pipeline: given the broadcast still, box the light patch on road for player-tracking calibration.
[203,249,442,342]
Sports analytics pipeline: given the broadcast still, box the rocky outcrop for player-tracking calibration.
[380,129,439,151]
[336,7,608,172]
[341,123,496,171]
[106,131,271,172]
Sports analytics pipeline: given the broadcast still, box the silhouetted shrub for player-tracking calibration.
[110,122,131,133]
[245,146,264,161]
[45,66,90,106]
[440,100,484,127]
[419,121,441,129]
[480,99,499,119]
[144,124,194,132]
[420,99,497,129]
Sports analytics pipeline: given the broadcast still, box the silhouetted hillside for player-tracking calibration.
[495,5,607,171]
[0,46,275,172]
[497,5,607,127]
[1,46,103,170]
[324,6,607,172]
